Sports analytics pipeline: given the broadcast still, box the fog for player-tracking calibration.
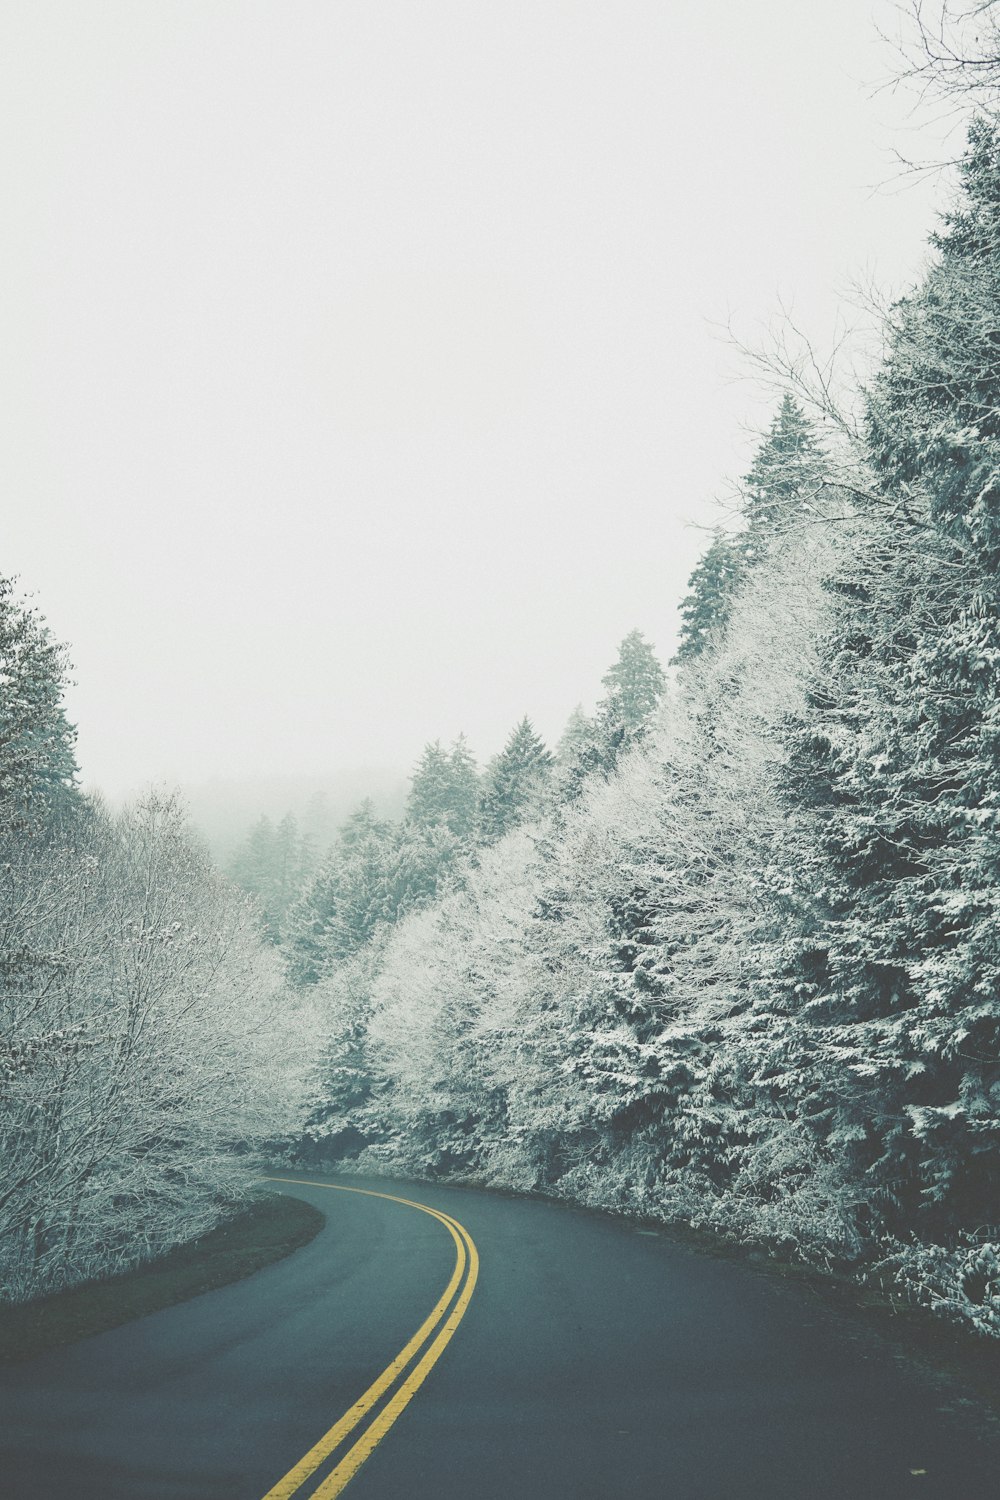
[2,1,956,813]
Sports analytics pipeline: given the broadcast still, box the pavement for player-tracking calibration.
[1,1171,998,1499]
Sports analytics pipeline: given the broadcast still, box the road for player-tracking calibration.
[1,1172,998,1499]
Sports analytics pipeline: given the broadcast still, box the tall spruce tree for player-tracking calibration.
[479,718,554,842]
[599,629,666,735]
[776,118,1000,1244]
[560,632,667,796]
[672,534,742,665]
[227,812,314,942]
[555,705,593,767]
[673,399,826,666]
[407,735,480,842]
[739,395,826,565]
[0,576,78,820]
[444,735,480,842]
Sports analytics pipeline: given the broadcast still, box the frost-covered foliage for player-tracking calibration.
[227,812,316,943]
[0,576,77,819]
[296,117,1000,1341]
[0,791,314,1302]
[304,521,858,1260]
[0,578,317,1303]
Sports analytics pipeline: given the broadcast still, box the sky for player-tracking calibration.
[1,1,962,801]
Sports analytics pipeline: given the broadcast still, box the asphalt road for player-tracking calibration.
[2,1173,999,1499]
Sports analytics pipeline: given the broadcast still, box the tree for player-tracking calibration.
[672,533,742,665]
[0,575,78,821]
[673,399,826,668]
[407,735,480,842]
[283,805,462,985]
[479,718,553,842]
[227,812,314,942]
[445,735,480,842]
[555,705,593,771]
[738,395,826,565]
[0,791,314,1302]
[556,633,667,797]
[599,630,666,737]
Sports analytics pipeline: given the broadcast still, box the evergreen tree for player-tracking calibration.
[227,812,314,942]
[284,804,462,984]
[599,630,666,736]
[0,575,78,820]
[778,118,1000,1244]
[338,798,383,849]
[407,742,453,829]
[559,633,666,795]
[672,533,742,665]
[406,735,479,842]
[555,705,594,771]
[673,399,825,668]
[445,734,480,842]
[479,718,554,842]
[738,394,826,566]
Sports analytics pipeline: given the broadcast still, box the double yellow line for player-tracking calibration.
[258,1178,479,1500]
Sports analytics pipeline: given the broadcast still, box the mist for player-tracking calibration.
[2,0,956,829]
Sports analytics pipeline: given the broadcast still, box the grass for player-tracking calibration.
[0,1191,325,1365]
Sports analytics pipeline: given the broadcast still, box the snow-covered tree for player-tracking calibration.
[672,533,742,665]
[0,791,315,1302]
[406,736,480,842]
[673,399,826,668]
[228,811,315,942]
[284,805,460,985]
[479,717,553,842]
[562,631,666,793]
[0,575,78,820]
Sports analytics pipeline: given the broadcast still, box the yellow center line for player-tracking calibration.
[309,1209,479,1499]
[258,1177,478,1500]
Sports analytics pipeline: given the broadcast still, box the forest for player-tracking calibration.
[4,10,1000,1345]
[0,582,314,1301]
[278,112,1000,1341]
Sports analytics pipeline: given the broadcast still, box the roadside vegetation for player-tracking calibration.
[0,582,320,1307]
[0,1192,323,1364]
[267,11,1000,1344]
[7,0,1000,1352]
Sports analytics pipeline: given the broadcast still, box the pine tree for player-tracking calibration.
[407,736,480,842]
[406,742,452,829]
[778,118,1000,1244]
[227,812,313,942]
[445,735,480,842]
[479,718,554,842]
[555,705,594,771]
[565,631,666,789]
[599,630,666,736]
[672,533,742,665]
[558,633,666,796]
[0,575,78,820]
[283,801,463,984]
[739,394,826,566]
[673,400,825,668]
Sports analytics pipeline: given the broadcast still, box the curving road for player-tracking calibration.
[1,1172,998,1499]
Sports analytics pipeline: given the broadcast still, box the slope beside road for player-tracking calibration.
[1,1172,998,1500]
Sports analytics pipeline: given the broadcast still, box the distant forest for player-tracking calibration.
[5,18,1000,1341]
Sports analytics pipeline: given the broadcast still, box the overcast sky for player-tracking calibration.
[2,1,960,799]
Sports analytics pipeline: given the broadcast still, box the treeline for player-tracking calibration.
[289,118,1000,1339]
[0,583,313,1303]
[226,629,664,980]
